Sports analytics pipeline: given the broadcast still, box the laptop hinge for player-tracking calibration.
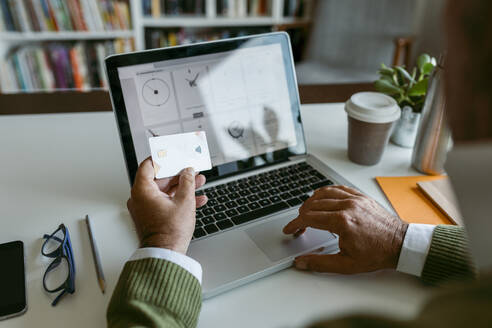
[288,154,308,161]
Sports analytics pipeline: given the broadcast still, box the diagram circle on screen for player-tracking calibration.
[142,78,170,107]
[228,121,244,139]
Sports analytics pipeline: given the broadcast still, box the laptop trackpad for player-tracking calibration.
[245,216,338,262]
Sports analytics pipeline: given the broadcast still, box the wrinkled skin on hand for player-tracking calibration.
[283,185,408,274]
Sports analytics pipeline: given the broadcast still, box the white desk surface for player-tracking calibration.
[0,103,432,328]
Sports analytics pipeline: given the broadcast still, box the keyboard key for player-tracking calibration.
[299,194,310,201]
[248,202,260,210]
[279,185,289,192]
[193,228,206,238]
[301,186,311,193]
[196,211,204,219]
[250,186,261,193]
[207,199,218,207]
[237,205,249,213]
[231,202,289,225]
[195,220,203,227]
[239,190,251,196]
[217,219,234,230]
[225,209,239,217]
[271,180,281,187]
[289,182,299,189]
[258,191,270,198]
[238,183,249,189]
[217,196,229,203]
[214,205,227,212]
[214,212,227,221]
[204,224,219,234]
[269,195,282,203]
[291,189,302,196]
[225,201,237,209]
[202,208,215,216]
[247,194,259,202]
[237,197,248,205]
[280,193,292,200]
[217,189,228,195]
[307,177,318,183]
[281,177,290,184]
[287,198,303,207]
[259,199,272,206]
[311,179,334,190]
[269,188,280,195]
[202,216,215,225]
[206,191,218,198]
[229,192,240,199]
[195,190,204,196]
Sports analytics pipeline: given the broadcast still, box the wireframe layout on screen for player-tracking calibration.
[117,42,299,167]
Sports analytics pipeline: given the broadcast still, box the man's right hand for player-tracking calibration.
[127,158,208,255]
[283,185,408,274]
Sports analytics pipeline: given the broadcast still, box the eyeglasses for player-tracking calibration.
[41,224,76,306]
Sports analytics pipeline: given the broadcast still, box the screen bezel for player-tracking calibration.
[0,240,26,319]
[106,32,306,185]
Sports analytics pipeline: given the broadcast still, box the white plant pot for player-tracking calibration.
[391,106,421,148]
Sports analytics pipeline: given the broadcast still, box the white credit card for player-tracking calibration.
[149,131,212,179]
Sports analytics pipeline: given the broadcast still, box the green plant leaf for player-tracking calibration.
[417,54,431,71]
[408,79,428,96]
[378,63,394,77]
[395,66,415,83]
[422,62,435,75]
[374,79,402,95]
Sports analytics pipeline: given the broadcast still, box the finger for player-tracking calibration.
[174,167,196,204]
[303,199,353,212]
[167,174,205,197]
[195,174,206,189]
[312,186,355,200]
[156,175,179,192]
[332,185,364,197]
[293,228,306,238]
[283,216,304,234]
[134,158,155,186]
[284,211,343,234]
[196,195,208,208]
[294,253,355,274]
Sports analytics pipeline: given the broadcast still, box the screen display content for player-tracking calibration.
[117,42,299,169]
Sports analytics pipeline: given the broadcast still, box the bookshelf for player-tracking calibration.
[0,0,314,111]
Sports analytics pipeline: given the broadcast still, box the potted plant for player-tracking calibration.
[374,54,437,147]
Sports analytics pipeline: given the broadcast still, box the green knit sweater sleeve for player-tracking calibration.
[107,258,202,328]
[421,225,477,285]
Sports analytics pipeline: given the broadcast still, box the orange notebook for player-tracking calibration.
[375,176,454,225]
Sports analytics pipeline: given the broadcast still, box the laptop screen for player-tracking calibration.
[107,33,306,183]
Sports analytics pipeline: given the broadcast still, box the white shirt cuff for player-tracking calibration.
[129,248,202,284]
[397,223,436,277]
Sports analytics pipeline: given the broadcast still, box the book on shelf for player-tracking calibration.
[0,38,134,93]
[216,0,271,18]
[0,0,132,32]
[283,0,311,18]
[142,0,205,17]
[145,27,270,48]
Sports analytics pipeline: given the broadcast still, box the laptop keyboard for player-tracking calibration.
[193,162,333,240]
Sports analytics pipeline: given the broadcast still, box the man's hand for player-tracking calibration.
[283,185,408,274]
[127,158,208,254]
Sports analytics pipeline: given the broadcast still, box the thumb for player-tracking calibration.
[174,167,196,203]
[294,253,355,274]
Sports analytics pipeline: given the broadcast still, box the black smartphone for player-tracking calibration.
[0,241,27,321]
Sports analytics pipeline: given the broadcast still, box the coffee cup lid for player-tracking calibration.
[345,92,401,123]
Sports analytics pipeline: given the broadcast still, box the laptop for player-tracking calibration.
[105,32,355,298]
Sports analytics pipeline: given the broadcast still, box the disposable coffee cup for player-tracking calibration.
[345,92,401,165]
